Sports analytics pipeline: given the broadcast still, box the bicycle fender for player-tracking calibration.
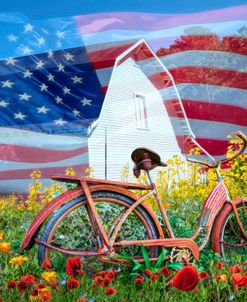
[21,184,164,251]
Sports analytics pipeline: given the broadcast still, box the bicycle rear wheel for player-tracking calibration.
[211,198,247,263]
[38,191,160,269]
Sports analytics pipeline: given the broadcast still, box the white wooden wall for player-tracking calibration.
[88,58,181,181]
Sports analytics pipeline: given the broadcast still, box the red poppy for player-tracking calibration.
[35,283,46,290]
[104,287,117,295]
[41,259,52,270]
[17,275,35,292]
[135,275,144,284]
[65,257,82,278]
[160,267,170,275]
[50,280,59,289]
[167,280,173,287]
[40,290,51,301]
[7,280,16,289]
[76,298,87,302]
[31,289,39,296]
[243,260,247,267]
[217,261,223,270]
[229,265,242,274]
[199,271,208,279]
[103,277,111,287]
[99,271,107,277]
[149,274,159,282]
[0,298,3,302]
[107,270,117,278]
[67,278,80,290]
[173,266,200,291]
[143,269,152,276]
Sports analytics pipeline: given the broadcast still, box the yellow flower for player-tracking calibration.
[0,232,4,240]
[9,255,28,265]
[41,271,57,283]
[164,202,170,209]
[220,274,227,282]
[0,242,11,253]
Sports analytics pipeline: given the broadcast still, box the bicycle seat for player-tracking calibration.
[131,148,167,178]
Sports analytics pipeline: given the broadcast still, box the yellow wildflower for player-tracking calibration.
[0,232,4,240]
[164,202,170,209]
[41,271,57,283]
[0,242,11,253]
[220,274,227,282]
[9,255,28,265]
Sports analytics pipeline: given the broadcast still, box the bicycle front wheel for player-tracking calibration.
[38,191,160,268]
[211,198,247,263]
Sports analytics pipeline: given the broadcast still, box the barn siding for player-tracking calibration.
[88,58,181,181]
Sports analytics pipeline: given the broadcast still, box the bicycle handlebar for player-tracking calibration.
[186,132,247,169]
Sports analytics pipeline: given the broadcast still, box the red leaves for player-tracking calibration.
[173,266,199,291]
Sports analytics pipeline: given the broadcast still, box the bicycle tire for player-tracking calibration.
[38,191,160,267]
[211,197,247,263]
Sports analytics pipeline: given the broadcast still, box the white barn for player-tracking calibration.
[88,40,182,181]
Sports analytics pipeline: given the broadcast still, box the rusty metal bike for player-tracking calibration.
[21,132,247,265]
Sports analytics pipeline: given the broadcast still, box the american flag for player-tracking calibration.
[0,5,246,193]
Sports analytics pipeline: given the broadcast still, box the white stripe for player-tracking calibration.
[160,50,247,72]
[0,179,53,193]
[161,84,247,110]
[171,118,247,139]
[83,20,247,46]
[0,128,88,150]
[0,153,88,171]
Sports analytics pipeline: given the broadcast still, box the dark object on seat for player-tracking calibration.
[131,148,167,178]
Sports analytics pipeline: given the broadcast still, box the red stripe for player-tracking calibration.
[176,135,229,156]
[0,144,88,163]
[0,164,88,180]
[88,42,134,69]
[156,35,247,56]
[165,100,247,126]
[147,67,247,90]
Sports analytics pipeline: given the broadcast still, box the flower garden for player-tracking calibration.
[0,145,247,301]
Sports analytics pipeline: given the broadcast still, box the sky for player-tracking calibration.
[0,0,246,19]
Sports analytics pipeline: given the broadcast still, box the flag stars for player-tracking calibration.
[56,31,65,39]
[40,83,48,92]
[37,37,45,46]
[37,106,50,114]
[54,118,66,126]
[47,73,55,81]
[63,86,71,94]
[5,57,17,66]
[0,100,9,107]
[19,92,31,101]
[64,53,74,61]
[2,80,14,88]
[24,23,34,32]
[7,34,18,42]
[71,76,83,84]
[57,63,65,72]
[23,70,33,78]
[14,112,26,120]
[81,97,92,106]
[36,60,45,69]
[55,96,63,104]
[72,109,80,116]
[48,50,54,58]
[21,46,33,55]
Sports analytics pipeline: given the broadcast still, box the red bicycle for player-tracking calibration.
[21,132,247,265]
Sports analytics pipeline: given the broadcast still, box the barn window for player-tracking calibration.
[134,94,148,129]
